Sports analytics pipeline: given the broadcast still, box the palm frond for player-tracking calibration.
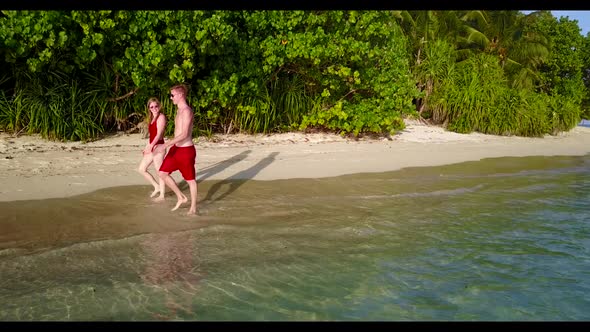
[460,10,488,27]
[464,26,490,48]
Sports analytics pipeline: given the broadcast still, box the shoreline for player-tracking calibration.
[1,122,590,202]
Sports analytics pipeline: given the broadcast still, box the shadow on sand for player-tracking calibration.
[176,150,251,191]
[202,151,279,204]
[197,150,252,183]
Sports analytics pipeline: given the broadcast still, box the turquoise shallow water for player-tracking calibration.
[1,154,589,320]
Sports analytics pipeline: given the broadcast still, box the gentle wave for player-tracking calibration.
[1,155,589,320]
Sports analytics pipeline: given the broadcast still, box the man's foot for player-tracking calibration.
[171,194,188,211]
[150,189,159,198]
[187,207,197,216]
[152,195,165,203]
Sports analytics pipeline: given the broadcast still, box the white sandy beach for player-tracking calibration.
[1,120,590,202]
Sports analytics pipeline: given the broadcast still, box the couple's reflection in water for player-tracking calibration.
[140,231,202,320]
[137,151,279,319]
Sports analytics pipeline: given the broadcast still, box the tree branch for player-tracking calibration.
[107,87,139,102]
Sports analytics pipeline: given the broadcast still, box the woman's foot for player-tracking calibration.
[152,195,165,203]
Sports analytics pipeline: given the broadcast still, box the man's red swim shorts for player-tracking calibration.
[159,145,196,181]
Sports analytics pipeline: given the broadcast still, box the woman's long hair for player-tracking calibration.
[147,97,162,123]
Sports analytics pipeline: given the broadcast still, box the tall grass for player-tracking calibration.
[233,75,311,134]
[234,83,275,133]
[544,94,581,134]
[0,66,109,141]
[414,39,457,120]
[83,63,143,133]
[270,75,311,128]
[428,52,581,137]
[0,92,27,133]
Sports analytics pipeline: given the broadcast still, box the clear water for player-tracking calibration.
[1,155,589,321]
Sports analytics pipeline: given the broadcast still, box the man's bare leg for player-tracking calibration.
[186,179,198,215]
[159,171,187,210]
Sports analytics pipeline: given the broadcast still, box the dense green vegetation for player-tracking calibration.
[0,10,588,141]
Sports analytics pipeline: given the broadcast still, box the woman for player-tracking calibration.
[138,97,167,200]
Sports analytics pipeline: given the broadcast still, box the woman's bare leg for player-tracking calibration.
[152,148,166,200]
[138,153,159,196]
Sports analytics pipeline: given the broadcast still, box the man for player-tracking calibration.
[154,84,198,215]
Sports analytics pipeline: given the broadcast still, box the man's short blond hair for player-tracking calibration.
[170,84,189,97]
